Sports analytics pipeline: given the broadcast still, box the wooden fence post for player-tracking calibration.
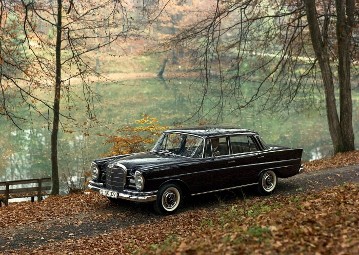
[5,182,9,206]
[37,179,42,202]
[0,178,51,206]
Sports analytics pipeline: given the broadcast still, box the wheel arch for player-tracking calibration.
[258,167,279,179]
[159,179,190,197]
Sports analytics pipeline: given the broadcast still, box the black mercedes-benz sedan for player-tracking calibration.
[89,127,303,214]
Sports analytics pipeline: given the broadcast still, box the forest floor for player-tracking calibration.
[0,151,358,255]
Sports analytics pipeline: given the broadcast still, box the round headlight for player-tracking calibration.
[134,171,145,191]
[91,162,99,179]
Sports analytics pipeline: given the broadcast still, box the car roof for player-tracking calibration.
[165,126,257,137]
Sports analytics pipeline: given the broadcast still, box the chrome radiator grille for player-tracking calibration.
[105,164,127,191]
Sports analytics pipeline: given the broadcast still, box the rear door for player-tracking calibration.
[226,134,263,186]
[191,135,264,192]
[182,136,238,193]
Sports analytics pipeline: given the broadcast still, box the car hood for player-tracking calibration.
[111,152,195,171]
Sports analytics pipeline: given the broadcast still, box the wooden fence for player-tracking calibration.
[0,178,51,206]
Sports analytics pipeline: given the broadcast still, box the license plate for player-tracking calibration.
[100,189,119,199]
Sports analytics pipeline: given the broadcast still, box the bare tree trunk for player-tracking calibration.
[336,0,355,152]
[51,0,62,195]
[304,0,354,153]
[2,0,131,193]
[157,58,168,79]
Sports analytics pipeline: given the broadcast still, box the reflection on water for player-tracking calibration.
[0,78,358,186]
[310,147,324,160]
[2,129,50,182]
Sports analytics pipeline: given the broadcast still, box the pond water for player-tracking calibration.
[1,78,358,191]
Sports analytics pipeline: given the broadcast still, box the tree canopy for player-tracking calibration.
[1,0,132,194]
[161,0,358,154]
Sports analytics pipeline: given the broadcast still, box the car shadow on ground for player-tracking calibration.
[183,186,258,211]
[103,180,302,216]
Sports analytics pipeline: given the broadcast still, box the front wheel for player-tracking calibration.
[154,183,182,214]
[258,170,277,195]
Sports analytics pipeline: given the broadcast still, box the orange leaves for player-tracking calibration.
[102,114,167,156]
[0,192,108,229]
[304,150,359,172]
[0,183,358,254]
[106,134,147,155]
[137,184,359,255]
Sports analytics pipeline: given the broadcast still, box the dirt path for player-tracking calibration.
[0,166,358,253]
[277,165,359,195]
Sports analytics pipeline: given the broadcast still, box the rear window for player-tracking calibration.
[230,135,258,154]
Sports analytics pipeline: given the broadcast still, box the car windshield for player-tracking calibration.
[152,132,204,158]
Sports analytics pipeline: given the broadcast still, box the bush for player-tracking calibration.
[103,114,167,156]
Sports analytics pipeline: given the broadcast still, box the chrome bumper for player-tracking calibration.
[88,181,157,202]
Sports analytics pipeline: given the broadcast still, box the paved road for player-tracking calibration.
[277,165,359,195]
[1,166,358,253]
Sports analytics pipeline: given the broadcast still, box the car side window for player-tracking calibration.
[183,136,204,158]
[230,135,258,154]
[206,137,229,157]
[165,133,184,154]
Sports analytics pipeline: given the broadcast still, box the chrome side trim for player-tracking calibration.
[150,158,300,181]
[89,180,104,187]
[191,182,257,196]
[89,183,157,202]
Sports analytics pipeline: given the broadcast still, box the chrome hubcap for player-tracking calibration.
[262,171,276,192]
[162,187,180,211]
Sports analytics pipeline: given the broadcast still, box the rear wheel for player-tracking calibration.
[154,183,182,214]
[258,170,277,195]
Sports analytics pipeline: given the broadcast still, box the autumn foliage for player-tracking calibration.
[0,183,357,254]
[304,150,359,172]
[0,152,359,254]
[102,115,167,156]
[1,134,359,254]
